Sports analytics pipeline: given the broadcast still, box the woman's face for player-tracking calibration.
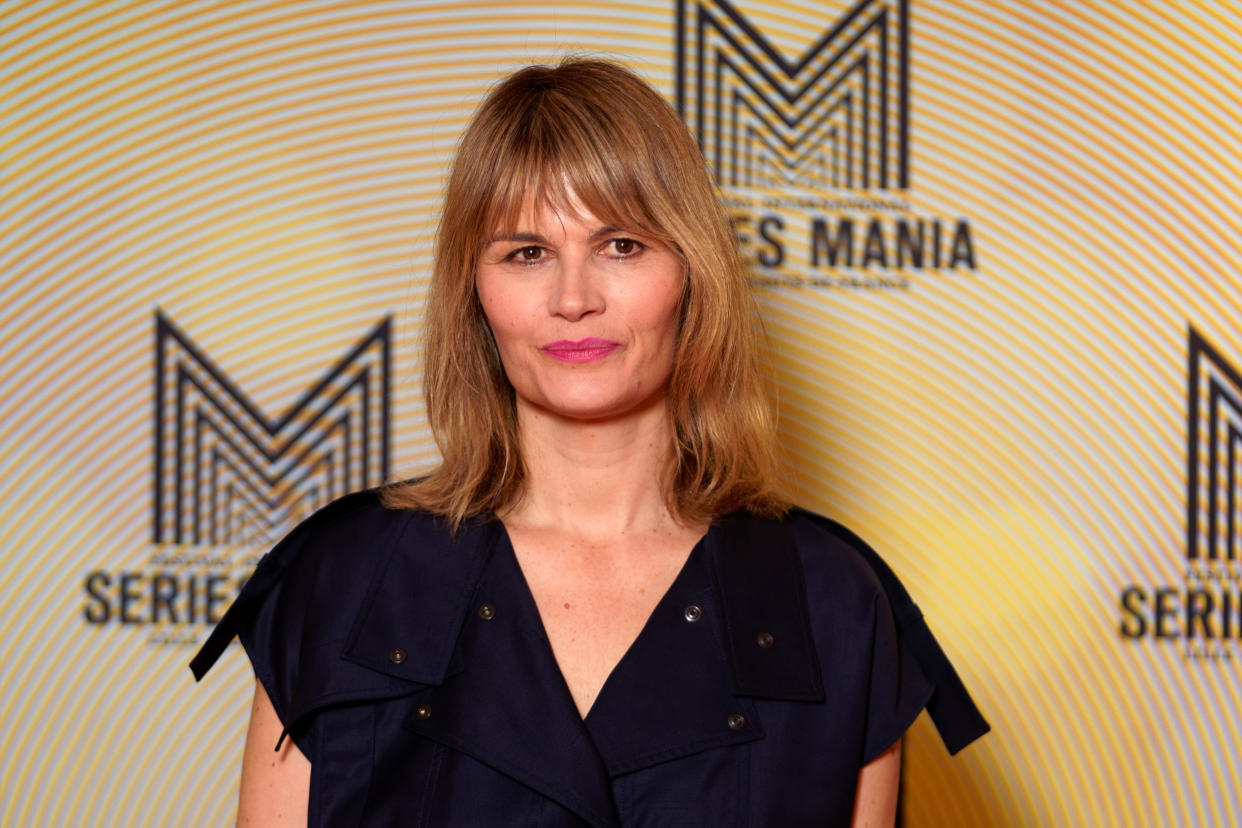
[475,195,684,423]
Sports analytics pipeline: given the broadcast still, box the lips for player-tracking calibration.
[541,338,621,363]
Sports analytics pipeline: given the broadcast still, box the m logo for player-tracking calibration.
[675,0,909,191]
[153,312,391,546]
[1186,327,1242,560]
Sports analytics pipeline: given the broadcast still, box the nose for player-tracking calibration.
[548,253,604,321]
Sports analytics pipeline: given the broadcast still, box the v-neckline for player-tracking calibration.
[492,521,711,722]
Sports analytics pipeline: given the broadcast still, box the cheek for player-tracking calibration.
[486,305,530,342]
[643,276,685,342]
[476,280,521,341]
[478,299,540,375]
[478,292,502,331]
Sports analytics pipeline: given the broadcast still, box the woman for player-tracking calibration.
[192,58,986,826]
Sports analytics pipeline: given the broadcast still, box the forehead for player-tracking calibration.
[487,188,606,237]
[483,164,648,240]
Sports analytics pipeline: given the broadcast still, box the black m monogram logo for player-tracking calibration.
[153,312,391,545]
[1186,327,1242,560]
[675,0,909,190]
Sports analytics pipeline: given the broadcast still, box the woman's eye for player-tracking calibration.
[510,245,543,262]
[608,238,642,256]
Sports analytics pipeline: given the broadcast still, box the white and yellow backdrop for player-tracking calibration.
[2,1,1239,825]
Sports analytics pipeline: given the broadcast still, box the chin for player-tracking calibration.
[546,402,638,422]
[529,391,659,423]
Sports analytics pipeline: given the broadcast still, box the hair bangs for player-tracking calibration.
[479,89,677,248]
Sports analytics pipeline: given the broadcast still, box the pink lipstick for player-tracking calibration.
[541,338,620,363]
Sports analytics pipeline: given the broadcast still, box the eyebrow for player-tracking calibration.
[486,231,547,245]
[485,225,630,246]
[590,225,626,241]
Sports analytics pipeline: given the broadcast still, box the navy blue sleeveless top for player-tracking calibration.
[192,491,988,826]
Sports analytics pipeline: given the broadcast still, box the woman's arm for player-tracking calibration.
[850,738,902,828]
[236,679,310,827]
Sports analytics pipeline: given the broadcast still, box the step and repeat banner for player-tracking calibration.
[2,1,1239,825]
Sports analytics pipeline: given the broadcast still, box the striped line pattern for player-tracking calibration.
[1,1,1239,825]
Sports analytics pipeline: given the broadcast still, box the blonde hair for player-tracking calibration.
[384,57,787,526]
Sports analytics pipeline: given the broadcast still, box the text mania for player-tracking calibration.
[730,212,977,274]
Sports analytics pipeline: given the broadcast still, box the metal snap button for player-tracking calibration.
[727,713,746,730]
[416,704,431,720]
[478,603,496,620]
[684,604,703,622]
[757,631,775,648]
[388,647,407,664]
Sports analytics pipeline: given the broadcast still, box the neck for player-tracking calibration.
[505,395,680,538]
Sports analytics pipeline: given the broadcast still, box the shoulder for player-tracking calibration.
[717,506,923,640]
[704,506,914,703]
[259,490,483,634]
[781,505,876,551]
[718,509,992,755]
[769,506,892,608]
[190,489,459,681]
[277,488,429,549]
[263,488,451,579]
[711,506,892,610]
